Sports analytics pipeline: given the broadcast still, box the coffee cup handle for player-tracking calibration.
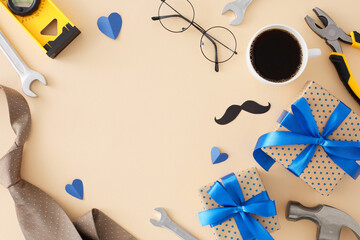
[308,48,322,59]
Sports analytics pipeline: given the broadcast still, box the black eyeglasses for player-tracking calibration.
[152,0,237,72]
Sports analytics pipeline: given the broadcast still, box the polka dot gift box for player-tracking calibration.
[254,81,360,196]
[198,167,280,240]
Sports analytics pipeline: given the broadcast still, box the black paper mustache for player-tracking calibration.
[215,101,271,125]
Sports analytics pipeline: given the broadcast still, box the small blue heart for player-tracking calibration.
[97,12,123,40]
[211,147,229,164]
[65,179,84,200]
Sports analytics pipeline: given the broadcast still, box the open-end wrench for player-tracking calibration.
[222,0,253,26]
[150,208,198,240]
[0,31,46,97]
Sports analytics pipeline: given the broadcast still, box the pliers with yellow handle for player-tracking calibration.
[306,7,360,105]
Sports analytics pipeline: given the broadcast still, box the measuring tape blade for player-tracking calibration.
[0,0,80,58]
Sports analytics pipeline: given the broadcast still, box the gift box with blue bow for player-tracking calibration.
[253,81,360,196]
[198,168,280,240]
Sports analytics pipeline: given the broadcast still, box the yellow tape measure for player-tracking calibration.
[0,0,80,58]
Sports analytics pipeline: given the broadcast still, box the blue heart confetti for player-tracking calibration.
[211,147,229,164]
[97,12,123,40]
[65,179,84,200]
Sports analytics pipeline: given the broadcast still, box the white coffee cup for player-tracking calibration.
[246,24,322,85]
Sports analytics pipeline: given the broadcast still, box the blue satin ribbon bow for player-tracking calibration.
[198,173,277,240]
[253,97,360,179]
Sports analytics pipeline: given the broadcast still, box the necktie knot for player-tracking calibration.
[0,145,23,188]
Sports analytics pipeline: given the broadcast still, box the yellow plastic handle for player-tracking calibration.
[350,31,360,49]
[330,52,360,104]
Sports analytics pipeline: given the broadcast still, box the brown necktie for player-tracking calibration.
[0,86,136,240]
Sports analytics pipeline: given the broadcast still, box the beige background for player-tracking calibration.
[0,0,360,239]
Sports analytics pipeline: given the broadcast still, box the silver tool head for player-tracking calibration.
[287,201,360,240]
[22,70,47,98]
[150,208,170,227]
[305,7,352,53]
[222,0,253,26]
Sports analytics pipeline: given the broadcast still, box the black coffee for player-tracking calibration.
[250,29,302,82]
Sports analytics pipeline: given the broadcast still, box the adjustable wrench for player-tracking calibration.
[150,208,198,240]
[0,31,46,97]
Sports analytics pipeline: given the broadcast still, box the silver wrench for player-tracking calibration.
[222,0,253,25]
[150,208,198,240]
[0,31,46,97]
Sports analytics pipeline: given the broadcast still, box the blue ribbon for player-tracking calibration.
[198,173,277,240]
[253,97,360,179]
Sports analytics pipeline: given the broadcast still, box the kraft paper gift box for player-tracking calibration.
[253,81,360,196]
[198,167,280,240]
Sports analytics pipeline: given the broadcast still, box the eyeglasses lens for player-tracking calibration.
[158,0,195,33]
[200,26,237,63]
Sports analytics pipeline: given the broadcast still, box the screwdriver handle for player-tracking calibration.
[330,52,360,105]
[350,31,360,49]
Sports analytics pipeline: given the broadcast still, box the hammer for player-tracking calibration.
[287,201,360,240]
